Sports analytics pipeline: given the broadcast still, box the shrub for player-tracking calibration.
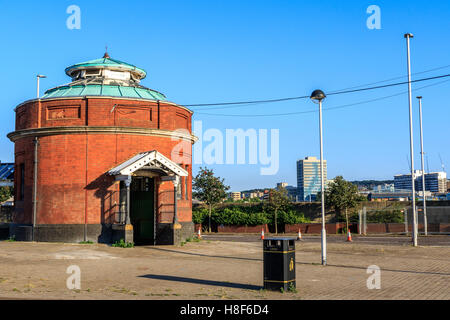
[265,210,311,225]
[79,240,94,244]
[214,208,269,226]
[368,210,404,223]
[347,210,404,223]
[279,211,311,224]
[192,208,210,224]
[112,239,134,248]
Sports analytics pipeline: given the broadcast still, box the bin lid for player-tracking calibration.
[264,237,296,241]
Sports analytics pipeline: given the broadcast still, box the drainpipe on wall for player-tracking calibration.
[173,176,178,225]
[32,137,39,241]
[173,176,181,240]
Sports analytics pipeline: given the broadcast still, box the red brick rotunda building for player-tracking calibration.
[7,53,196,245]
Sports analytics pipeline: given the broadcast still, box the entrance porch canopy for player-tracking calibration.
[107,150,188,234]
[108,150,188,179]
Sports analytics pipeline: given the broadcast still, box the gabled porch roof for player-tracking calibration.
[108,150,188,177]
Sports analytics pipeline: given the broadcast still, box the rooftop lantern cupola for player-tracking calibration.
[64,52,148,86]
[42,53,166,101]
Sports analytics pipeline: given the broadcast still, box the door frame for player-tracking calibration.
[130,176,155,245]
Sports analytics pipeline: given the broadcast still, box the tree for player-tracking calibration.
[263,187,291,234]
[192,167,230,232]
[324,176,361,233]
[0,187,12,203]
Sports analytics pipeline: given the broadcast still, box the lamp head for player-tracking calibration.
[416,96,422,99]
[310,89,326,104]
[37,74,47,78]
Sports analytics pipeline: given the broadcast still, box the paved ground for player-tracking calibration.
[203,233,450,247]
[0,237,449,300]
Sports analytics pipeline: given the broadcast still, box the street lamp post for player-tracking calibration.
[311,89,327,265]
[37,74,47,98]
[417,96,428,236]
[404,33,418,247]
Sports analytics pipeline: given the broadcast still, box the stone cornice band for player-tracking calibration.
[7,126,198,143]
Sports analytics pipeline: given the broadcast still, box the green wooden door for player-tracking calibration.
[130,177,154,245]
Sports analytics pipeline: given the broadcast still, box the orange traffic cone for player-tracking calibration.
[197,228,202,239]
[346,229,353,242]
[297,228,302,241]
[261,229,265,240]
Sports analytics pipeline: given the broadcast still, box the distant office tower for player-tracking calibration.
[297,156,327,201]
[422,172,447,193]
[394,170,423,191]
[394,170,447,193]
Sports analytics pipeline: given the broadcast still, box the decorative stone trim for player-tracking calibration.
[7,126,198,143]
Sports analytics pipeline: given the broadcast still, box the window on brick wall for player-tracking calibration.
[177,177,182,200]
[19,163,25,201]
[185,165,189,200]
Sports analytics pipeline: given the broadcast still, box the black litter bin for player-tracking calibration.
[263,237,296,291]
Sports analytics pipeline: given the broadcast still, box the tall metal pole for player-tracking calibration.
[358,209,362,235]
[404,33,418,247]
[36,75,46,99]
[363,206,367,235]
[417,96,428,236]
[319,99,327,265]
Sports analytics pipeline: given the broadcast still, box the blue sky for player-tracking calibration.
[0,0,449,191]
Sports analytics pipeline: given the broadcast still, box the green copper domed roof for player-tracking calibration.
[42,85,167,100]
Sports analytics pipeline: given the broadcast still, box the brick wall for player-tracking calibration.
[11,97,194,229]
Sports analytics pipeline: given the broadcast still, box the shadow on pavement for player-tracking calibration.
[145,246,262,262]
[138,274,262,291]
[144,246,450,276]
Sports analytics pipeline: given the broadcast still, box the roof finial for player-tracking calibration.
[103,45,110,59]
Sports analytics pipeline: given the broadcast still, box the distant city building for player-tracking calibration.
[372,183,395,193]
[242,191,264,199]
[248,192,259,199]
[275,182,297,200]
[297,156,327,202]
[0,163,14,187]
[367,191,411,202]
[394,170,422,191]
[230,192,241,201]
[257,191,265,198]
[420,172,447,193]
[394,170,447,193]
[276,182,288,190]
[0,197,14,207]
[285,186,298,201]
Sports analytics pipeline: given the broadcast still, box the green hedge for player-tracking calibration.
[192,206,311,226]
[215,208,269,226]
[192,208,210,224]
[347,210,404,223]
[367,210,404,223]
